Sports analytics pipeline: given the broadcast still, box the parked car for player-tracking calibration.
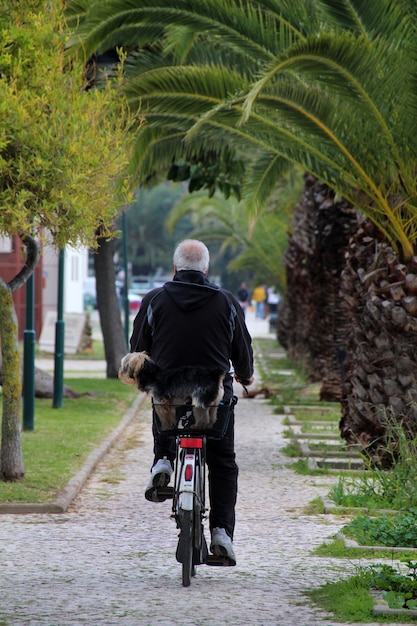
[84,276,126,311]
[127,290,142,313]
[131,275,153,296]
[153,275,172,288]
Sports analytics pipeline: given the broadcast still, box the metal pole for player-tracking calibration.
[53,249,65,408]
[122,212,130,348]
[22,272,35,430]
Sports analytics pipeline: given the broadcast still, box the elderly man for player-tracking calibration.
[130,239,254,566]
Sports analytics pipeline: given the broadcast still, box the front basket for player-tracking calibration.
[152,396,237,439]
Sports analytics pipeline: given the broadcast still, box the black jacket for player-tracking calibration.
[130,270,254,400]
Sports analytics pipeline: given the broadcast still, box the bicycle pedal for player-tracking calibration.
[205,555,236,567]
[157,486,174,500]
[145,486,174,502]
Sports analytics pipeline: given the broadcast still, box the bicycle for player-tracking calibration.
[152,396,237,587]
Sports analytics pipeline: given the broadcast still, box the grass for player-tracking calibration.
[281,440,303,457]
[254,337,340,411]
[307,569,417,622]
[302,496,326,514]
[253,337,323,406]
[323,413,417,514]
[328,436,417,512]
[308,441,350,448]
[307,574,375,622]
[313,537,417,561]
[299,422,340,434]
[291,407,341,421]
[308,562,417,620]
[0,378,138,503]
[287,458,331,475]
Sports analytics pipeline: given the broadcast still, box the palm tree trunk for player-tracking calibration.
[340,217,417,465]
[278,174,358,400]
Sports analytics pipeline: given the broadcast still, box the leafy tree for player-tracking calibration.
[0,0,131,479]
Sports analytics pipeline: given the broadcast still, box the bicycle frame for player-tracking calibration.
[171,434,208,586]
[176,436,204,511]
[152,398,237,585]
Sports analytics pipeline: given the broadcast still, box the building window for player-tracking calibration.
[0,237,13,253]
[71,255,79,281]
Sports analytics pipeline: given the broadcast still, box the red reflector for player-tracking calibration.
[185,464,193,481]
[180,438,203,449]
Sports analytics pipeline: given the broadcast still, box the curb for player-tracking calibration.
[0,393,146,515]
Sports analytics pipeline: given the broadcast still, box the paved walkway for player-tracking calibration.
[1,313,400,625]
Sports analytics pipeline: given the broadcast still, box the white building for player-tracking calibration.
[42,244,89,319]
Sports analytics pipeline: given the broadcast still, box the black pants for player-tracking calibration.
[152,405,238,540]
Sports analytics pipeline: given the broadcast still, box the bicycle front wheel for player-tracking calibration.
[179,509,194,587]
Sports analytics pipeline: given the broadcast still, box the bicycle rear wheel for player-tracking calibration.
[179,509,194,587]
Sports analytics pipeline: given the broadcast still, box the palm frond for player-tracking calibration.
[242,32,385,118]
[252,0,321,37]
[65,0,91,27]
[124,65,250,106]
[66,0,288,62]
[167,193,241,233]
[242,153,294,214]
[316,0,415,40]
[241,32,417,180]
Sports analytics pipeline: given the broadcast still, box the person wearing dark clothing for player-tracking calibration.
[236,281,250,317]
[130,239,254,565]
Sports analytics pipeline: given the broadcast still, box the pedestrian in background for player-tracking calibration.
[236,281,251,317]
[266,286,280,317]
[252,284,267,319]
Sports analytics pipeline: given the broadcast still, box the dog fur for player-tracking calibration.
[118,351,226,430]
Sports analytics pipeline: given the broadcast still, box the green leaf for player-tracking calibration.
[384,590,406,609]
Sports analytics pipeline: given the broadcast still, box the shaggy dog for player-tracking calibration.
[118,351,226,430]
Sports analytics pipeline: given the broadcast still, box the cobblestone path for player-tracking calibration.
[0,315,402,625]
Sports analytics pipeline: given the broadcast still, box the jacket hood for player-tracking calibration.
[163,270,220,311]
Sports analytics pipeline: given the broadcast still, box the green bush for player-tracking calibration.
[342,510,417,547]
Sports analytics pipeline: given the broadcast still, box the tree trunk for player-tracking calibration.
[340,218,417,466]
[0,235,40,481]
[0,279,24,480]
[278,174,358,400]
[94,230,127,378]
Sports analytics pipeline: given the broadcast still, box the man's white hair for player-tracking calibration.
[174,239,210,273]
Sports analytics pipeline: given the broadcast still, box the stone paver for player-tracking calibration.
[0,313,401,625]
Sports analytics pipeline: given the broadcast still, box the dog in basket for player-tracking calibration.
[118,351,226,430]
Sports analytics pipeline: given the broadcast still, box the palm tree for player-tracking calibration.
[166,171,303,290]
[66,0,417,462]
[66,1,415,242]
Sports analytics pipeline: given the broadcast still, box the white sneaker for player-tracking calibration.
[210,527,236,566]
[145,457,173,502]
